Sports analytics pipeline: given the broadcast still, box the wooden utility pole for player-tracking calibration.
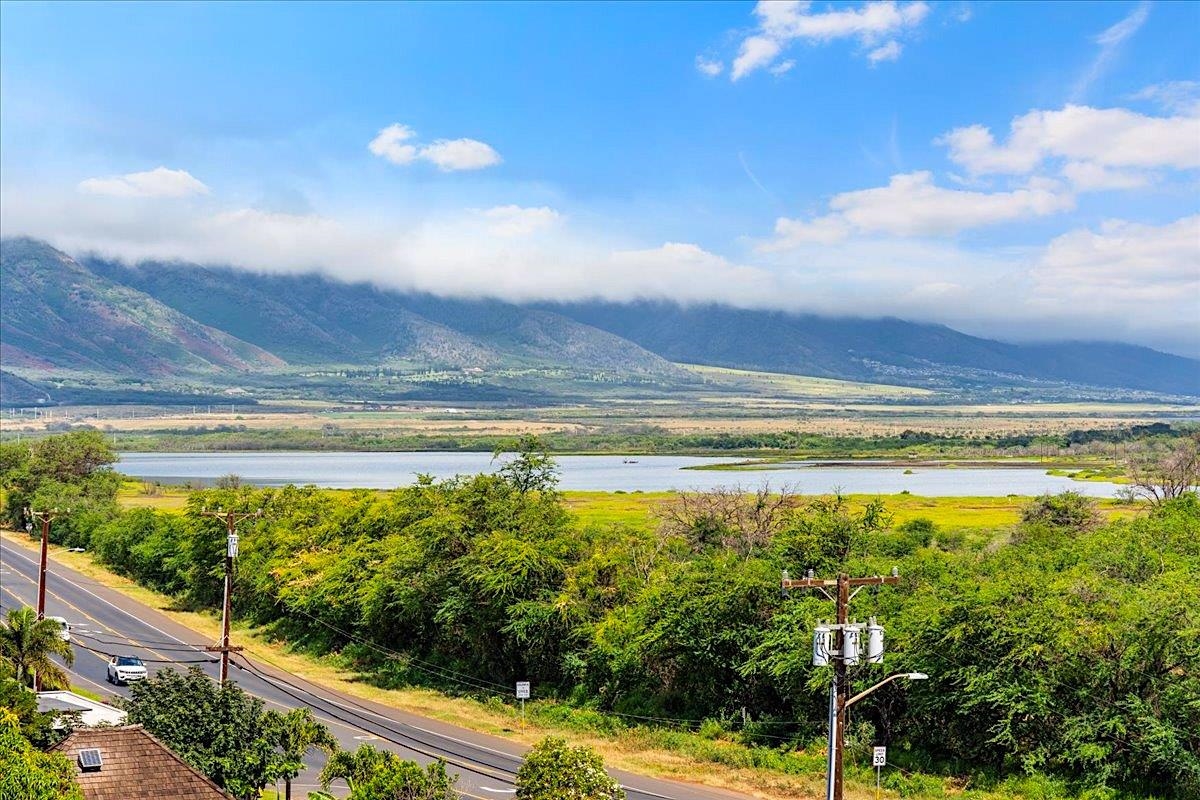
[200,507,260,682]
[782,570,900,800]
[26,508,65,692]
[25,508,65,621]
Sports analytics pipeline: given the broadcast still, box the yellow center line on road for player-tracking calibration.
[1,537,520,789]
[0,540,378,739]
[0,542,201,663]
[0,582,115,695]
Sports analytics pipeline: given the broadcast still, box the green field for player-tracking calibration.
[119,479,1139,531]
[564,490,1136,532]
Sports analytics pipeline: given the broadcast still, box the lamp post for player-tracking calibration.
[848,673,927,800]
[846,671,928,710]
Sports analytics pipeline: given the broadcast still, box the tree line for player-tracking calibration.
[1,431,1198,797]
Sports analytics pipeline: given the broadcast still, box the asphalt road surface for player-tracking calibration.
[0,535,751,800]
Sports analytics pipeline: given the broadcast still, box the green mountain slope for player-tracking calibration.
[548,301,1200,396]
[0,239,283,376]
[86,257,677,375]
[3,238,1195,399]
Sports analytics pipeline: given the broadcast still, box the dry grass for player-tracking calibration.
[4,401,1194,440]
[679,364,934,398]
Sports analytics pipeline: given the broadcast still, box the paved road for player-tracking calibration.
[0,535,749,800]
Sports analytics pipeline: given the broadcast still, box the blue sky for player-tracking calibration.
[2,1,1197,354]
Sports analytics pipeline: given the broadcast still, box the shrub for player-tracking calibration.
[1019,491,1100,532]
[515,737,625,800]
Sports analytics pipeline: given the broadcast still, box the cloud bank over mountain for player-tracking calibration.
[1,3,1196,357]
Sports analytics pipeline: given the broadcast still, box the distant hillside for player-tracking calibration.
[2,237,1196,400]
[86,258,677,375]
[0,239,283,376]
[548,301,1200,396]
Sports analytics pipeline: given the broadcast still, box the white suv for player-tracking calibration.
[106,655,148,685]
[46,616,71,642]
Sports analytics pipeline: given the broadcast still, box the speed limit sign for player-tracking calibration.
[872,746,887,767]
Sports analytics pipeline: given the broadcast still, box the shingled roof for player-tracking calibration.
[51,724,233,800]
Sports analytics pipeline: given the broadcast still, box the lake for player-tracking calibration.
[116,452,1125,497]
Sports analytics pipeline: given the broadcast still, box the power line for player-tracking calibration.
[73,630,211,653]
[281,604,513,694]
[283,601,820,732]
[230,655,521,785]
[74,641,214,665]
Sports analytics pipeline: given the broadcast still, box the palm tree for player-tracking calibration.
[270,707,338,800]
[0,606,74,689]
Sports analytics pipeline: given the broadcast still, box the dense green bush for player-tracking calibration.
[515,737,624,800]
[0,431,120,544]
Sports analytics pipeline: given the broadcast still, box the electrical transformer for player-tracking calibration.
[813,623,831,666]
[867,617,885,664]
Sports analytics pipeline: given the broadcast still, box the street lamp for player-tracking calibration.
[846,672,928,709]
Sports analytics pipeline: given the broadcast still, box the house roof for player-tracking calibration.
[51,724,233,800]
[37,690,128,728]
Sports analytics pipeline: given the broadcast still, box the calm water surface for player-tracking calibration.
[117,451,1124,497]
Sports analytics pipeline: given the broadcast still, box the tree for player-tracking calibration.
[0,710,84,800]
[772,493,891,572]
[0,607,74,690]
[0,669,65,748]
[318,743,458,800]
[495,435,559,494]
[122,666,287,800]
[654,484,795,558]
[1129,434,1200,505]
[1019,491,1101,532]
[515,737,624,800]
[0,431,120,540]
[270,707,337,800]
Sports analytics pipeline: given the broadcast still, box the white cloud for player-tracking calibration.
[6,181,1197,355]
[695,56,724,78]
[767,215,851,247]
[368,124,502,171]
[732,36,782,81]
[77,167,209,198]
[1095,2,1150,47]
[1132,80,1200,115]
[1073,1,1149,101]
[1060,161,1150,191]
[729,0,929,80]
[367,123,419,165]
[418,139,502,171]
[768,59,796,76]
[1031,215,1200,310]
[765,171,1073,247]
[481,205,561,237]
[937,104,1200,176]
[867,40,902,64]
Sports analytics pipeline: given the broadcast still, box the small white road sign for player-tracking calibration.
[515,681,531,699]
[873,746,887,767]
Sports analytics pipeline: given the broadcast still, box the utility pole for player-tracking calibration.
[782,569,900,800]
[26,507,66,692]
[200,507,261,682]
[25,508,65,621]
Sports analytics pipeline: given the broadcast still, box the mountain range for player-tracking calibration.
[1,237,1197,403]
